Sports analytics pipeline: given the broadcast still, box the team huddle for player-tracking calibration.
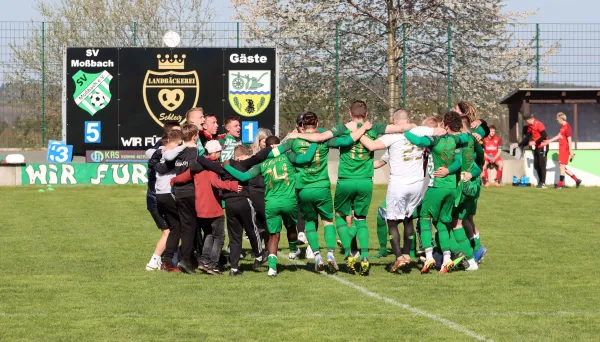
[144,100,489,277]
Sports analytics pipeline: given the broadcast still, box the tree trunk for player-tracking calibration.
[386,0,397,122]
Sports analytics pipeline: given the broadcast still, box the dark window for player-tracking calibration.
[530,104,574,138]
[577,104,600,142]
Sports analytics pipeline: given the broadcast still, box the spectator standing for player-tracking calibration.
[522,113,548,188]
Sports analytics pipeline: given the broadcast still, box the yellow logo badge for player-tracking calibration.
[228,70,271,117]
[143,54,199,127]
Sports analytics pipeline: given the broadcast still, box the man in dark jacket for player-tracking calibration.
[221,145,274,276]
[154,124,227,274]
[520,113,548,188]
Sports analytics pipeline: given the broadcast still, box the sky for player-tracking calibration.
[1,0,599,23]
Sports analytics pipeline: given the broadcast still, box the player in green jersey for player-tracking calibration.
[224,136,318,277]
[442,113,484,273]
[291,102,414,275]
[291,112,372,273]
[219,116,244,162]
[404,111,469,273]
[456,101,489,262]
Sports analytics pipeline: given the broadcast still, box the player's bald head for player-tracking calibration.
[392,109,411,124]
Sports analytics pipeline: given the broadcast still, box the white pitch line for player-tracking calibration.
[443,311,600,317]
[278,253,493,342]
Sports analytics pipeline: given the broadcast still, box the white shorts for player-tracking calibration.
[386,180,425,220]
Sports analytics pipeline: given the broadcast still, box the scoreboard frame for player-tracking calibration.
[61,47,279,155]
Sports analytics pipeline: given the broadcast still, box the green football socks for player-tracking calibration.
[454,227,474,259]
[305,221,320,254]
[356,220,369,260]
[376,212,388,256]
[324,223,337,251]
[410,232,417,259]
[419,219,433,249]
[349,220,358,240]
[472,232,481,252]
[334,215,351,256]
[268,254,277,270]
[436,222,450,252]
[449,228,461,255]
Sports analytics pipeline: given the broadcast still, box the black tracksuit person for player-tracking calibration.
[519,113,548,188]
[248,169,268,251]
[156,124,226,274]
[221,145,273,276]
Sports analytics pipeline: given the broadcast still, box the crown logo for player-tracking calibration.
[157,54,186,70]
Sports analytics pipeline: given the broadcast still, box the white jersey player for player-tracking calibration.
[359,110,445,272]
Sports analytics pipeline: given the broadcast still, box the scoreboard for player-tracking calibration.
[63,47,278,155]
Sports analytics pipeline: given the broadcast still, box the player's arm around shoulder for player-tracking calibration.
[208,170,241,192]
[360,133,390,151]
[170,169,192,186]
[162,144,185,161]
[328,121,373,148]
[409,125,443,137]
[404,130,433,147]
[384,122,416,134]
[290,130,334,143]
[292,142,318,164]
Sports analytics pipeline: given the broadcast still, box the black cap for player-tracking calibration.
[296,113,304,127]
[522,112,534,120]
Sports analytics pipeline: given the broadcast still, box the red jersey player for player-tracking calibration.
[541,112,581,189]
[482,125,503,187]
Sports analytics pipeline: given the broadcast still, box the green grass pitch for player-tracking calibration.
[1,185,600,341]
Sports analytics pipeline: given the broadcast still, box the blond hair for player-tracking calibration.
[392,109,410,123]
[457,101,479,122]
[185,107,204,119]
[557,112,567,121]
[252,128,273,154]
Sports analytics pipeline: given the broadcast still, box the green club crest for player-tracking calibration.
[72,70,113,116]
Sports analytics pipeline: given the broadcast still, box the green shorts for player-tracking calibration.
[453,195,476,220]
[419,187,456,223]
[334,178,373,217]
[265,200,298,234]
[298,187,334,222]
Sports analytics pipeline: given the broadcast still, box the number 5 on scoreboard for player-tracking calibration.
[84,121,101,143]
[242,121,258,144]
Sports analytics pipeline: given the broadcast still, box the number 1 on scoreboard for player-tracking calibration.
[242,121,258,144]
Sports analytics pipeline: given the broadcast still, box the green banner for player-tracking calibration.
[21,163,148,185]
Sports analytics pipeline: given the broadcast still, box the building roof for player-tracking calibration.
[499,88,600,104]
